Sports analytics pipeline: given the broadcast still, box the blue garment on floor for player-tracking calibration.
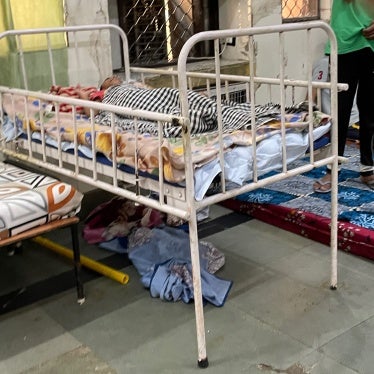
[128,226,232,307]
[149,259,232,307]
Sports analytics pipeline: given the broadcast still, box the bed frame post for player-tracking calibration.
[327,22,339,290]
[177,42,209,364]
[179,116,209,367]
[189,212,209,368]
[70,221,85,304]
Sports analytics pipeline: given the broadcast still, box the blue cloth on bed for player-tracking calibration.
[2,116,23,141]
[128,226,232,307]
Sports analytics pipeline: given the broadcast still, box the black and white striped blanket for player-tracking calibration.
[96,85,292,138]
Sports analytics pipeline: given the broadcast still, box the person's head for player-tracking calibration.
[100,75,122,90]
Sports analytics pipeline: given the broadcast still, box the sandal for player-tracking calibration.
[313,178,332,193]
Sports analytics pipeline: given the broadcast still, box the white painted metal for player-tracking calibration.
[177,20,341,365]
[0,21,342,367]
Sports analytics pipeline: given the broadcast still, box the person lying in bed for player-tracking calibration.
[76,75,220,136]
[75,75,325,139]
[48,76,123,115]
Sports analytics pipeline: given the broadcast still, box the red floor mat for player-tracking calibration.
[220,199,374,260]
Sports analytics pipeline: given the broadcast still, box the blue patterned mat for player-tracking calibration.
[235,145,374,230]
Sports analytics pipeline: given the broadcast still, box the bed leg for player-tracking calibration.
[188,215,209,368]
[70,222,85,304]
[197,358,209,368]
[330,160,339,291]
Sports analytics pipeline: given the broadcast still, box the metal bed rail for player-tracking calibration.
[0,86,191,220]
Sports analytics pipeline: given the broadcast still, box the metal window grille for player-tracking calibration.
[210,83,249,103]
[118,0,218,67]
[195,83,249,103]
[281,0,319,22]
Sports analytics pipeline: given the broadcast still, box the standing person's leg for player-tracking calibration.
[313,51,358,192]
[336,52,359,157]
[356,48,374,187]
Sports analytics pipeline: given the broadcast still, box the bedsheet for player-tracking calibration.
[0,162,83,240]
[2,94,331,197]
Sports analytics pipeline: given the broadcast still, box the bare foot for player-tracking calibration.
[361,174,374,189]
[313,174,332,193]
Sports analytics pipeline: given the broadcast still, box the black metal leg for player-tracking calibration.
[70,222,85,304]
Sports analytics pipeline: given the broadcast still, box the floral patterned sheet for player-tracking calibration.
[2,94,330,186]
[0,162,83,240]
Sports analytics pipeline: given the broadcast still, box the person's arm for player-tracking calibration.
[76,89,99,117]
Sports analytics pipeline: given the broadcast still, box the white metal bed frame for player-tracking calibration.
[0,21,344,368]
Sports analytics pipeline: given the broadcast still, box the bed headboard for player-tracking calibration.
[0,24,130,91]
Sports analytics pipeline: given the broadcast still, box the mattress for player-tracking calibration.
[0,162,83,240]
[2,93,331,201]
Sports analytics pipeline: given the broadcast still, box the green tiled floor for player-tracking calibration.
[0,197,372,373]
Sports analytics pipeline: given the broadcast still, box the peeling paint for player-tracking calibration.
[89,5,110,81]
[251,0,280,25]
[62,0,112,85]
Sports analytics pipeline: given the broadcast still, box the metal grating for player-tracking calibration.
[118,0,218,67]
[197,83,249,104]
[281,0,319,22]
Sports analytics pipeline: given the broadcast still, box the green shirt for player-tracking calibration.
[326,0,374,54]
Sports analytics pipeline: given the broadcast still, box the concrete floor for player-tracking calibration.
[1,192,374,374]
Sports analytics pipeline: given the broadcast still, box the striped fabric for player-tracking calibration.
[97,85,302,138]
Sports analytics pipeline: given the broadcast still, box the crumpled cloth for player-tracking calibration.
[150,259,232,307]
[83,197,164,244]
[49,85,98,113]
[128,226,232,306]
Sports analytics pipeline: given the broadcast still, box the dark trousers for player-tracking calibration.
[337,48,374,175]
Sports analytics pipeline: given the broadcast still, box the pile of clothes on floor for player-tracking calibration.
[83,197,232,307]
